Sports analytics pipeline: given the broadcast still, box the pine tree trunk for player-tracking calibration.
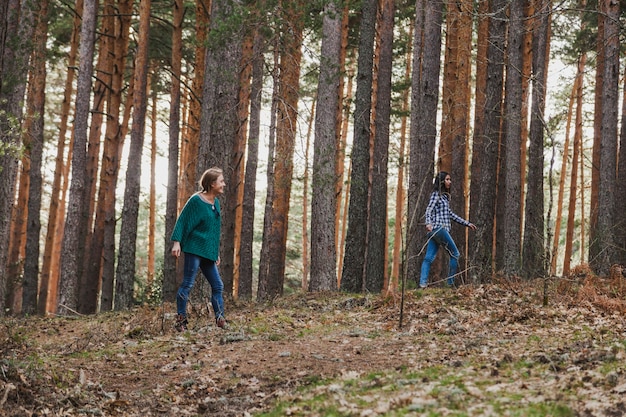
[197,0,245,298]
[468,0,489,277]
[407,0,443,283]
[257,43,279,301]
[341,0,377,292]
[365,0,394,293]
[98,0,132,311]
[79,0,115,314]
[593,0,619,275]
[523,0,550,279]
[311,1,341,292]
[564,54,586,274]
[21,0,49,314]
[469,0,506,280]
[39,0,83,315]
[238,26,264,300]
[163,0,184,303]
[115,0,152,310]
[58,0,98,314]
[0,0,36,316]
[257,1,303,300]
[502,0,524,276]
[588,3,604,268]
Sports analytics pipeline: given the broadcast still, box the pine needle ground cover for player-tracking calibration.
[1,277,625,416]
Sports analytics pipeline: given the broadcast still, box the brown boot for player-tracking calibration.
[175,314,188,332]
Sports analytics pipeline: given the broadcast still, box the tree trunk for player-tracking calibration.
[115,0,151,310]
[38,0,83,315]
[341,0,377,292]
[58,0,98,315]
[389,21,412,295]
[163,0,184,303]
[407,0,443,283]
[257,42,279,300]
[238,26,264,300]
[311,0,341,292]
[21,0,50,315]
[523,0,551,279]
[593,0,619,275]
[502,0,524,276]
[588,2,604,268]
[257,1,303,300]
[365,0,394,293]
[564,54,586,275]
[469,0,506,280]
[197,0,245,298]
[79,0,115,314]
[0,0,36,316]
[467,0,489,277]
[98,0,132,311]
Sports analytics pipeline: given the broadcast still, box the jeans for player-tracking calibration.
[419,227,460,287]
[177,252,225,319]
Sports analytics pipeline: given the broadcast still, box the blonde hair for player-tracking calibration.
[199,167,223,192]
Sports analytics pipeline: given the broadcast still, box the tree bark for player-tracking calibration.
[257,0,303,300]
[238,26,264,300]
[593,0,619,275]
[197,0,245,298]
[115,0,152,310]
[523,0,551,279]
[58,0,98,314]
[407,0,443,283]
[365,0,395,293]
[311,0,341,292]
[341,0,377,292]
[21,0,50,314]
[163,0,184,303]
[469,0,507,280]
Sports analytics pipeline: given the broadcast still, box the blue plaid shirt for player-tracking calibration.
[424,192,470,232]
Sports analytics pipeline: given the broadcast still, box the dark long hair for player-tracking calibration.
[433,171,450,195]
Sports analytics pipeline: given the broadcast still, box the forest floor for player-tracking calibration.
[2,272,626,417]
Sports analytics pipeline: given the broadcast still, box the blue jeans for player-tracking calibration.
[419,228,460,287]
[177,253,225,319]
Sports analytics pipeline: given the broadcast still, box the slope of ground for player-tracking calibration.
[1,276,625,416]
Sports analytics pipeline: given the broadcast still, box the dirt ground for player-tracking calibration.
[2,279,626,416]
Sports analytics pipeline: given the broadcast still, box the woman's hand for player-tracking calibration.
[171,241,181,258]
[426,224,433,232]
[468,223,477,231]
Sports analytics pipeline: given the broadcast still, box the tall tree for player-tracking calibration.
[163,0,184,302]
[115,0,152,310]
[80,0,115,314]
[439,0,472,281]
[406,0,443,283]
[238,25,264,300]
[341,0,377,292]
[523,0,551,278]
[197,0,245,298]
[21,0,50,314]
[365,0,395,292]
[468,0,507,279]
[310,0,341,292]
[502,0,525,276]
[0,0,36,315]
[99,0,132,311]
[57,0,98,314]
[38,0,83,315]
[257,0,304,300]
[592,0,619,275]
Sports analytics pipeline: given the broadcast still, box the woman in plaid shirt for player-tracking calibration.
[419,171,476,288]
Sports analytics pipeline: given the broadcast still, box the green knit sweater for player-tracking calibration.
[171,193,221,261]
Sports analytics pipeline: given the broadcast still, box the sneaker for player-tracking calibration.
[216,316,226,328]
[175,314,188,332]
[419,284,428,289]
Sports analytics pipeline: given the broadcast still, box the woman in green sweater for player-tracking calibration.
[171,167,226,331]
